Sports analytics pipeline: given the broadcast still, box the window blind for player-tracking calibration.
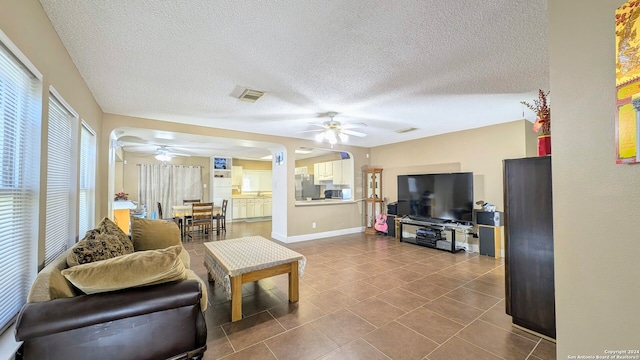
[78,122,96,238]
[44,94,74,266]
[0,41,41,332]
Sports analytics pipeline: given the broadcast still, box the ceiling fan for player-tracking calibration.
[300,112,367,145]
[154,145,191,161]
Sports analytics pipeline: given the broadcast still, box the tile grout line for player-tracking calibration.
[423,300,508,360]
[420,264,508,359]
[525,338,543,359]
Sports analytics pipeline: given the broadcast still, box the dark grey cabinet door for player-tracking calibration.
[504,156,555,339]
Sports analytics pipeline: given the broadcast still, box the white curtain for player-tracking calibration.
[138,164,203,218]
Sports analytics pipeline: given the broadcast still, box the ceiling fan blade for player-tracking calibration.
[342,129,367,137]
[166,151,191,157]
[341,123,367,129]
[296,129,324,134]
[309,123,328,128]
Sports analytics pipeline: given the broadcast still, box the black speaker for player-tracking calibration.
[479,226,496,257]
[387,202,398,215]
[476,211,504,226]
[386,215,396,237]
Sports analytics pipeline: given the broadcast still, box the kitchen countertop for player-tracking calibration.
[232,195,272,199]
[295,199,357,206]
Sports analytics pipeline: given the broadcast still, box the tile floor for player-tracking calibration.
[182,220,556,360]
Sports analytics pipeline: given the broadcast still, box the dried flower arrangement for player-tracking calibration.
[521,89,550,135]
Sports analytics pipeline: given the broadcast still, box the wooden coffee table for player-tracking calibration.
[203,236,306,322]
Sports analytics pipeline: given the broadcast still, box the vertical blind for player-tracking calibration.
[78,122,96,238]
[0,42,41,332]
[44,94,74,266]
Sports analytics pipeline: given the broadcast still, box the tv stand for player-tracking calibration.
[399,218,470,253]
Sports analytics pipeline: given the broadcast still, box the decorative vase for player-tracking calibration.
[537,135,551,156]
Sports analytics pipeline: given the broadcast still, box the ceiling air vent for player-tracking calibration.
[395,127,418,134]
[239,88,265,102]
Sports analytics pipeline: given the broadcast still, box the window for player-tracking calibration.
[44,91,76,266]
[0,36,42,332]
[79,122,96,238]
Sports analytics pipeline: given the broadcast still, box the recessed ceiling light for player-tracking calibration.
[295,149,312,154]
[260,155,273,160]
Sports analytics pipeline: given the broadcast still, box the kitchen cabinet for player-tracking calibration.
[246,199,255,218]
[254,198,265,217]
[313,161,334,184]
[232,197,272,219]
[332,159,351,185]
[263,198,272,216]
[232,198,247,219]
[231,166,243,186]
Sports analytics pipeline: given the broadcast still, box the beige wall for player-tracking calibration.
[233,159,272,170]
[371,120,534,211]
[0,0,104,267]
[550,0,640,356]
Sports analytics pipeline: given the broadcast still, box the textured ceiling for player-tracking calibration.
[39,0,549,156]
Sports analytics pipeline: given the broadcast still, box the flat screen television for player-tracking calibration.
[397,172,474,223]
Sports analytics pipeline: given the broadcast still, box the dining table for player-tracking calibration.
[172,204,222,238]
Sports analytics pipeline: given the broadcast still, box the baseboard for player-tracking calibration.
[512,323,556,343]
[273,227,364,243]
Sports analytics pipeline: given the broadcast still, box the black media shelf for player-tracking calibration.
[398,218,469,253]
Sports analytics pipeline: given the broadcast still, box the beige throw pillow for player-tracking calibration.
[61,245,187,294]
[131,217,181,251]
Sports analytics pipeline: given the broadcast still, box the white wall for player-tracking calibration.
[550,0,640,356]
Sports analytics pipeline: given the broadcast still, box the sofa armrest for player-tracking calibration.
[15,280,202,341]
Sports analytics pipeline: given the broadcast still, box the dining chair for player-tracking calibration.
[186,202,213,238]
[215,199,228,232]
[157,202,163,219]
[182,199,200,227]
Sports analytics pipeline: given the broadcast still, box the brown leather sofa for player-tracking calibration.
[14,280,207,360]
[13,217,208,360]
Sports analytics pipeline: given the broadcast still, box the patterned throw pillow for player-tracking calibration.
[95,217,134,253]
[67,217,134,267]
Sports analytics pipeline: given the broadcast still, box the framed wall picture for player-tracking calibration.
[275,152,284,165]
[615,1,640,164]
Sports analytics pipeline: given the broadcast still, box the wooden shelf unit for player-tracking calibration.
[364,168,383,235]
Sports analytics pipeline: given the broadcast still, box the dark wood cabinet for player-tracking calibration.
[503,156,556,339]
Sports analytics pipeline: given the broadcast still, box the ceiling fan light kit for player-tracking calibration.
[310,112,365,145]
[155,153,172,162]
